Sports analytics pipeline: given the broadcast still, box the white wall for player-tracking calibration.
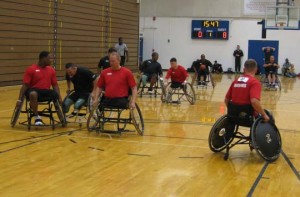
[140,17,300,71]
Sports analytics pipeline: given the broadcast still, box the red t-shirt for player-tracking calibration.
[165,65,188,83]
[225,74,261,105]
[97,67,136,98]
[23,64,58,89]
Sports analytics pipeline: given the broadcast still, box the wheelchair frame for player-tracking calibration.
[161,81,196,105]
[260,73,282,91]
[191,71,215,89]
[208,110,281,162]
[87,101,144,136]
[137,74,163,97]
[11,97,66,130]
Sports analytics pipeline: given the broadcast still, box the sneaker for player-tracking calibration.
[197,81,201,86]
[71,109,78,116]
[275,84,279,89]
[148,88,153,93]
[34,118,44,126]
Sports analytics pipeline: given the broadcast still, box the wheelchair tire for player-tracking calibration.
[251,117,282,162]
[10,100,24,127]
[131,103,144,136]
[86,104,101,132]
[209,115,238,152]
[54,101,66,127]
[184,83,196,105]
[161,82,171,103]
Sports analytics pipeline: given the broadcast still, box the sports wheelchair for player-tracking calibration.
[87,95,144,136]
[137,73,163,97]
[260,72,282,91]
[191,70,215,89]
[11,96,66,130]
[208,102,281,162]
[161,81,196,105]
[63,90,93,127]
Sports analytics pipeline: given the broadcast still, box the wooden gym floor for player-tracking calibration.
[0,74,299,197]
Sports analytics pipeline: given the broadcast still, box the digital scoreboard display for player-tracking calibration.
[191,20,229,40]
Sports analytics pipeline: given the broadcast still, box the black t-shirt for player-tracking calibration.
[98,55,110,70]
[141,59,163,75]
[265,62,278,73]
[233,50,244,60]
[66,66,97,93]
[192,59,212,72]
[263,49,274,63]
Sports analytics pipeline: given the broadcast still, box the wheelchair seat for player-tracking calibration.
[87,94,144,136]
[161,82,196,105]
[137,73,162,97]
[208,102,281,162]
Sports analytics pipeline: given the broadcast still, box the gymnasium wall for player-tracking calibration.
[140,17,300,72]
[0,0,140,87]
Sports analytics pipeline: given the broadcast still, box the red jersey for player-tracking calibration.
[97,67,136,98]
[225,74,261,105]
[165,65,188,83]
[23,64,58,89]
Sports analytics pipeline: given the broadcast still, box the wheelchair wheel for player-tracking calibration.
[54,101,66,127]
[184,83,196,105]
[208,115,238,152]
[275,76,282,91]
[86,104,101,132]
[161,82,171,103]
[130,103,144,135]
[10,100,24,127]
[209,73,216,88]
[251,117,281,162]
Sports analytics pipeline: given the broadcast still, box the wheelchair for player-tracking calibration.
[161,81,196,105]
[260,72,281,91]
[11,96,66,130]
[137,73,163,97]
[208,102,281,162]
[86,95,144,136]
[191,69,215,89]
[62,90,93,127]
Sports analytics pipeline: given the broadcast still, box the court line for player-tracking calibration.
[128,153,151,157]
[247,162,269,197]
[281,150,300,180]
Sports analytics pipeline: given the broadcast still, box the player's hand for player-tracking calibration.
[58,97,63,105]
[130,101,136,109]
[262,114,270,122]
[16,100,22,108]
[182,80,187,85]
[66,89,71,94]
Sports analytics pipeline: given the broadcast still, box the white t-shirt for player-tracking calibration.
[115,43,128,56]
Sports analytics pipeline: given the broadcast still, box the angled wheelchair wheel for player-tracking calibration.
[54,101,66,127]
[161,82,171,103]
[86,104,101,132]
[208,115,238,152]
[251,117,282,162]
[131,104,144,136]
[184,83,196,105]
[11,100,24,127]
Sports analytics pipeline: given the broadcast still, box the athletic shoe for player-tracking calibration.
[34,118,44,126]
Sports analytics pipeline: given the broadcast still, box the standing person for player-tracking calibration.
[15,51,63,126]
[98,47,117,73]
[262,46,275,63]
[165,57,189,88]
[63,63,98,115]
[225,59,269,121]
[140,52,163,93]
[233,45,244,73]
[93,52,137,109]
[115,37,129,66]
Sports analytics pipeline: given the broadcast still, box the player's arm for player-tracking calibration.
[251,98,269,121]
[130,85,137,109]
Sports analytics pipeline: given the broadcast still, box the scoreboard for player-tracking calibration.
[191,20,229,40]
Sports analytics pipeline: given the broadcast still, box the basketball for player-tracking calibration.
[200,64,206,70]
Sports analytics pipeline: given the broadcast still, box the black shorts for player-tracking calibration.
[144,73,158,81]
[171,81,183,89]
[100,97,129,109]
[25,89,58,102]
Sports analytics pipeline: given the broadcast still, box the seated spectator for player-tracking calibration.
[165,57,189,88]
[212,60,223,74]
[63,63,98,115]
[286,64,298,78]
